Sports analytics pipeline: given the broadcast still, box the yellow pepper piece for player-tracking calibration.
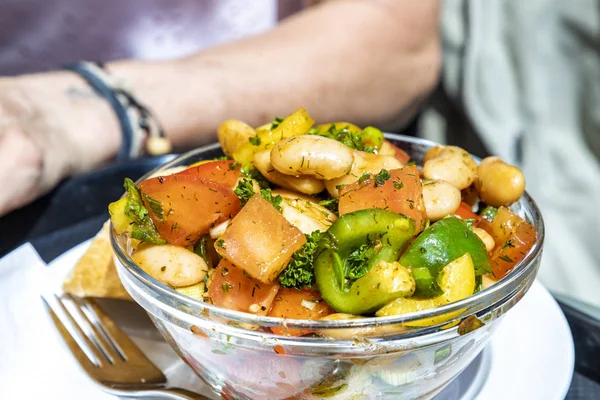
[376,253,476,327]
[176,282,206,301]
[108,197,132,234]
[233,107,315,165]
[315,122,362,135]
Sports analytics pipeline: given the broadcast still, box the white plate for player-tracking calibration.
[17,240,578,399]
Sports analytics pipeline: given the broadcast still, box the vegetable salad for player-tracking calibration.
[109,107,536,336]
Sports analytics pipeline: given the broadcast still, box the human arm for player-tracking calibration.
[0,0,440,215]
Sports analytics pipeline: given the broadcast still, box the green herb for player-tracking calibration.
[234,178,255,206]
[228,161,241,171]
[221,283,232,293]
[249,135,261,146]
[374,169,391,188]
[345,241,378,285]
[358,172,371,184]
[393,181,404,190]
[463,218,475,229]
[480,205,498,222]
[260,189,283,212]
[216,239,226,250]
[313,124,382,152]
[405,161,416,166]
[270,116,284,129]
[279,231,323,289]
[318,198,339,215]
[122,178,165,244]
[499,254,514,263]
[212,155,229,161]
[240,164,270,189]
[193,236,209,264]
[473,275,483,294]
[142,193,164,221]
[502,239,516,249]
[315,124,363,150]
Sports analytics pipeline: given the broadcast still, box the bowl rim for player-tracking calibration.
[110,133,545,331]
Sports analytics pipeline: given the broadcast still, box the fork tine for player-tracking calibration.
[66,294,124,364]
[83,297,157,364]
[42,296,100,373]
[50,294,109,366]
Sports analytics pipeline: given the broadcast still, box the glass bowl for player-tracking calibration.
[111,134,544,400]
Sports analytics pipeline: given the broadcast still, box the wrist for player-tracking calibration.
[18,71,122,174]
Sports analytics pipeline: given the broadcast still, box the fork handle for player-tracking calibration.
[120,387,212,399]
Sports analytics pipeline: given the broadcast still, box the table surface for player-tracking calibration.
[0,155,598,400]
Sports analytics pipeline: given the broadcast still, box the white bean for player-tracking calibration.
[253,150,325,195]
[422,180,462,221]
[423,146,477,190]
[325,150,403,197]
[272,189,337,233]
[132,244,208,288]
[472,227,495,252]
[209,219,230,239]
[270,135,354,180]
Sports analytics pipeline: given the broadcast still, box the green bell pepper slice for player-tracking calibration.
[314,209,416,314]
[400,216,490,297]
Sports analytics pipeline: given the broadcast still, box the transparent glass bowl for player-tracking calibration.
[111,134,544,400]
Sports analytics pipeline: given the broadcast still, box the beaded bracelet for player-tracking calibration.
[63,62,172,160]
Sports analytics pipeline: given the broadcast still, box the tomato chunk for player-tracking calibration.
[338,165,426,232]
[176,160,240,188]
[215,194,306,283]
[268,288,334,336]
[454,202,481,223]
[488,207,537,279]
[138,174,240,246]
[207,260,280,315]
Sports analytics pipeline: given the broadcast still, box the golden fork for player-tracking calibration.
[42,293,210,399]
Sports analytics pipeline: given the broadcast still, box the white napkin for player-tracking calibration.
[0,243,214,400]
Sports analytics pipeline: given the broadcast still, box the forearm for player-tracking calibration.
[109,0,440,150]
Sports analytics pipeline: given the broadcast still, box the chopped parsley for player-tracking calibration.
[260,189,283,212]
[279,231,323,289]
[373,169,391,187]
[248,135,261,146]
[233,178,282,211]
[240,164,270,189]
[216,239,226,249]
[318,198,339,215]
[234,178,255,206]
[345,241,378,286]
[313,124,377,152]
[480,205,498,222]
[393,181,404,190]
[270,116,285,129]
[358,172,371,184]
[228,161,241,171]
